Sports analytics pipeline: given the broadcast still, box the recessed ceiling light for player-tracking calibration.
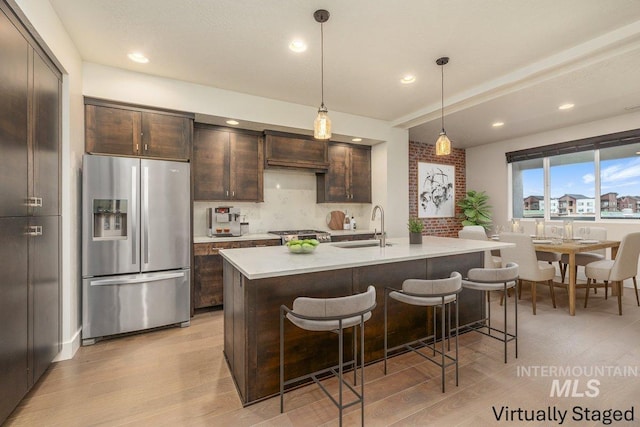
[400,75,416,84]
[492,122,504,128]
[558,103,575,110]
[226,120,239,126]
[352,137,362,142]
[127,52,149,64]
[289,39,307,52]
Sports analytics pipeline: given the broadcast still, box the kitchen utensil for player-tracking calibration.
[327,211,346,230]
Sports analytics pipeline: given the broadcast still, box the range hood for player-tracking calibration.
[263,130,330,172]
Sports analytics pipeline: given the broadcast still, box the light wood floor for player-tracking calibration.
[6,286,640,426]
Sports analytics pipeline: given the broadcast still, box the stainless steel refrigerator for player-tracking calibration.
[82,154,191,345]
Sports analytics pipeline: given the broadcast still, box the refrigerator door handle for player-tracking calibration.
[131,165,137,265]
[89,271,186,286]
[143,166,149,264]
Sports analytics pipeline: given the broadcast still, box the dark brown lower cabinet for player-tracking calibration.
[0,216,60,423]
[193,239,281,310]
[0,218,29,422]
[30,216,61,383]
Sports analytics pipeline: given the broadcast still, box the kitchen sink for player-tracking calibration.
[332,239,393,248]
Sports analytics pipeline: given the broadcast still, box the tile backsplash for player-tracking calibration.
[194,169,373,236]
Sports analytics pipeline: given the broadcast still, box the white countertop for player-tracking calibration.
[193,233,281,244]
[220,236,513,280]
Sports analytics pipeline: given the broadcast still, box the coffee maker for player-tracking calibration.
[207,207,241,237]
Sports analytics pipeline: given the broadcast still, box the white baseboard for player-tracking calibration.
[53,327,81,362]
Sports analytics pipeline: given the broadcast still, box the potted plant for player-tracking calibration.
[457,190,492,230]
[408,217,424,244]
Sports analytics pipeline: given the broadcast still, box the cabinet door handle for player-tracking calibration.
[232,191,235,198]
[226,190,229,197]
[25,197,43,207]
[136,144,139,151]
[26,225,43,236]
[144,144,148,151]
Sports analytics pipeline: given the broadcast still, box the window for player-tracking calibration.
[600,143,640,219]
[512,158,543,218]
[507,130,640,221]
[549,151,594,220]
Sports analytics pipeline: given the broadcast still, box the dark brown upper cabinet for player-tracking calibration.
[317,142,371,203]
[264,130,329,171]
[193,124,264,202]
[84,98,193,161]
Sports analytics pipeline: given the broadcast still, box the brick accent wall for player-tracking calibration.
[408,141,466,237]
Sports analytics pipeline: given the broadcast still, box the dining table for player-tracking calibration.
[532,238,621,315]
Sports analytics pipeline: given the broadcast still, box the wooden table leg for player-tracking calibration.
[569,253,576,316]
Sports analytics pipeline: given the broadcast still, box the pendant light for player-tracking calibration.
[313,9,331,140]
[435,56,451,156]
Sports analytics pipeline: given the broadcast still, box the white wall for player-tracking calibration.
[82,63,410,238]
[14,0,85,359]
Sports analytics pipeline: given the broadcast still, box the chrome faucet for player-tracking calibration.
[371,205,385,247]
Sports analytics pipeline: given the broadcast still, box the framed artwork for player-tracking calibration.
[418,162,455,218]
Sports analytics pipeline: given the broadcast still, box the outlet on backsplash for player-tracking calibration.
[193,169,371,236]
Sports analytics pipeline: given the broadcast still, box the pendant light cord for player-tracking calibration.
[321,22,325,107]
[440,62,445,133]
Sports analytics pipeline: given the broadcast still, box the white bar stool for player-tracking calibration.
[384,272,462,393]
[280,285,376,427]
[461,262,519,363]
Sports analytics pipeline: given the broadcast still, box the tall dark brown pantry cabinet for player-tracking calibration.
[0,2,61,424]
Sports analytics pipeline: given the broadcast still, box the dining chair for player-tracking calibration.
[584,232,640,315]
[458,226,501,268]
[559,226,607,284]
[535,225,562,271]
[499,232,556,315]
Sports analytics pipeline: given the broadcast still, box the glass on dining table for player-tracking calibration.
[578,226,591,240]
[549,226,563,244]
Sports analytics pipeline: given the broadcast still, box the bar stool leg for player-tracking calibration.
[432,306,436,357]
[455,295,459,387]
[383,290,388,375]
[280,308,285,413]
[360,317,365,427]
[447,299,451,351]
[515,280,518,359]
[338,322,343,427]
[503,282,507,363]
[487,290,492,336]
[441,298,446,393]
[353,325,357,385]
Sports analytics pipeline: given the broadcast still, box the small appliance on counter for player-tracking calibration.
[207,206,243,237]
[268,229,332,244]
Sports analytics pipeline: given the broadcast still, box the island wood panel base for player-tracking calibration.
[223,252,484,405]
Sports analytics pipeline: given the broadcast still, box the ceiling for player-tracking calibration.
[49,0,640,148]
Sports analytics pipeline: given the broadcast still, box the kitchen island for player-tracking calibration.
[221,236,511,405]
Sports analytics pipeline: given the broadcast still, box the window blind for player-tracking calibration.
[505,128,640,163]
